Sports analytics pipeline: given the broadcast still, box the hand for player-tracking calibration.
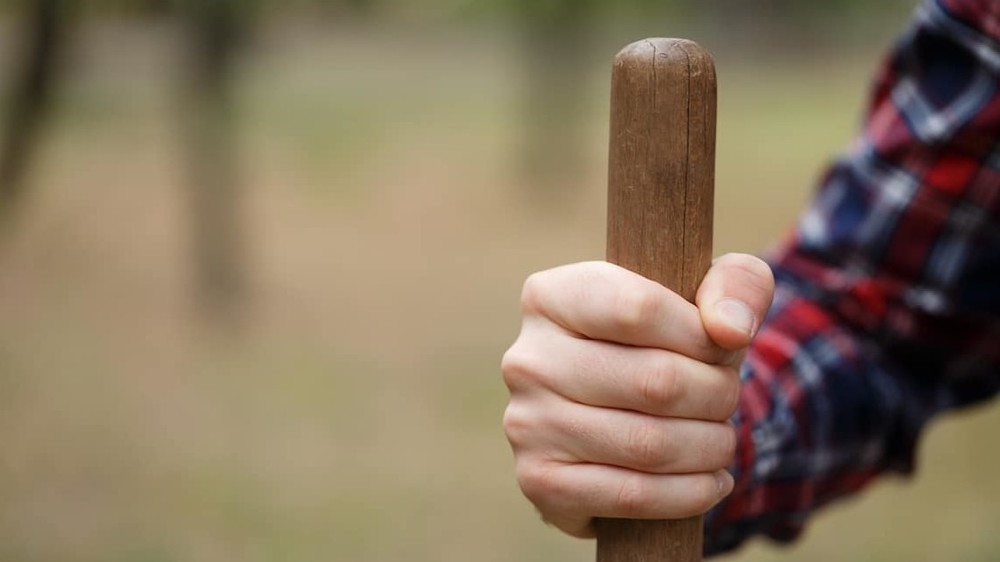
[501,254,775,538]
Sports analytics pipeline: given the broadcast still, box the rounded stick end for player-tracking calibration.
[614,38,715,79]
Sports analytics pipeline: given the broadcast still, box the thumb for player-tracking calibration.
[696,253,775,351]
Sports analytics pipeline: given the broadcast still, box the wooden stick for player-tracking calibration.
[599,38,717,562]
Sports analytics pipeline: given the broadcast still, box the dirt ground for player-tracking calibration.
[0,16,997,562]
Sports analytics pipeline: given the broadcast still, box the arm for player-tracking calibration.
[706,0,1000,553]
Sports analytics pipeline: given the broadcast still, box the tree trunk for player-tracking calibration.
[180,0,249,325]
[517,0,597,205]
[0,0,68,222]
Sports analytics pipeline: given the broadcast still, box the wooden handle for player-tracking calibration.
[599,38,717,562]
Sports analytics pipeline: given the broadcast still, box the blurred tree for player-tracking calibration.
[515,0,599,204]
[138,0,174,16]
[343,0,377,16]
[178,0,256,325]
[0,0,69,222]
[0,0,256,324]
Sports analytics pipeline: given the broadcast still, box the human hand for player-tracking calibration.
[501,254,774,537]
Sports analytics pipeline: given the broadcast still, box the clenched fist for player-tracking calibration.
[501,254,774,538]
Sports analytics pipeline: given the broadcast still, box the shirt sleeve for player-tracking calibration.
[705,0,1000,555]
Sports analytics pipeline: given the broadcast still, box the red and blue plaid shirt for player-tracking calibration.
[706,0,1000,554]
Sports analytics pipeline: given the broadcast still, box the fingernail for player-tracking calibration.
[715,469,735,498]
[715,299,755,338]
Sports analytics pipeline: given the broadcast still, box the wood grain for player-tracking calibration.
[599,38,717,562]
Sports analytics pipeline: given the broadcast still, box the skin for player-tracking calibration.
[501,253,775,538]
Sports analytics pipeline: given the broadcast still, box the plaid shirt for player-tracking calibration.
[706,0,1000,554]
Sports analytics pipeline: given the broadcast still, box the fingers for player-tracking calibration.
[507,398,736,475]
[521,261,730,365]
[517,461,734,538]
[695,253,775,351]
[505,259,758,539]
[503,328,739,421]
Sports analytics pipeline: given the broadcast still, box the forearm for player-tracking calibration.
[705,0,1000,553]
[705,272,924,554]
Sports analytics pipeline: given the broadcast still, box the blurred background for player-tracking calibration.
[0,0,998,561]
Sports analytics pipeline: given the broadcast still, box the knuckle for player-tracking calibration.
[613,286,661,334]
[500,346,525,388]
[501,403,533,448]
[626,420,668,471]
[616,475,654,516]
[520,272,550,314]
[500,344,542,391]
[516,462,561,507]
[639,356,680,411]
